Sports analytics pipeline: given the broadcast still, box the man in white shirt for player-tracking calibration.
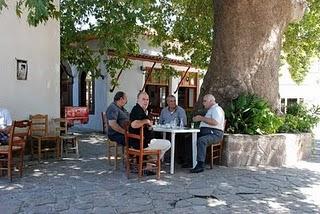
[190,94,225,173]
[0,107,12,145]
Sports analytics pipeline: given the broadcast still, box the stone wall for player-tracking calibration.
[222,133,313,167]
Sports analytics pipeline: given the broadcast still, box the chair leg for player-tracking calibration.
[114,143,118,170]
[138,155,143,178]
[156,154,160,180]
[75,138,79,159]
[60,139,64,158]
[38,139,41,162]
[210,145,213,169]
[126,154,130,178]
[107,140,112,166]
[19,149,24,177]
[8,155,12,182]
[122,146,125,168]
[55,139,59,159]
[219,145,222,164]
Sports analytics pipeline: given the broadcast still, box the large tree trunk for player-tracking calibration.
[197,0,307,111]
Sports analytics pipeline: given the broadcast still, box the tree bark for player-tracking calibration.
[197,0,307,111]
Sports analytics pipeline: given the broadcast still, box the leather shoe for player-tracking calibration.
[190,165,204,173]
[190,161,204,173]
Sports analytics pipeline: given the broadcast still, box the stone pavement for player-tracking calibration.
[1,133,320,214]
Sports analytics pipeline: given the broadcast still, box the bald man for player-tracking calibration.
[190,94,225,173]
[129,91,171,159]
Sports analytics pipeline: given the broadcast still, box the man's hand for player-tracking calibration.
[193,115,203,122]
[145,119,152,126]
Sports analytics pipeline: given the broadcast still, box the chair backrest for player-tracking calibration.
[30,114,48,136]
[125,124,144,152]
[101,112,107,134]
[52,118,68,135]
[9,120,32,148]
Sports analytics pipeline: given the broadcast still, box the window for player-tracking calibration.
[145,85,168,114]
[287,98,298,107]
[178,87,196,110]
[79,72,95,114]
[280,97,303,113]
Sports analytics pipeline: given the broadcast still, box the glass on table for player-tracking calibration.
[190,122,195,129]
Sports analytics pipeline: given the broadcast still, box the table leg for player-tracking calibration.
[38,139,41,162]
[170,133,175,174]
[162,132,166,139]
[192,132,197,168]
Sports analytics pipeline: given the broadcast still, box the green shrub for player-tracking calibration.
[225,94,283,135]
[278,103,320,133]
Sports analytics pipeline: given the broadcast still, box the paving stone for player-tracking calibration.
[1,133,319,214]
[92,206,116,214]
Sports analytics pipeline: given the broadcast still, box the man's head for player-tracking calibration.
[202,94,216,109]
[137,91,149,111]
[114,91,127,107]
[166,95,177,110]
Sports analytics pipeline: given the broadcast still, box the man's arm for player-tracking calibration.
[193,115,219,126]
[159,109,165,124]
[108,120,126,135]
[131,119,152,129]
[181,109,188,126]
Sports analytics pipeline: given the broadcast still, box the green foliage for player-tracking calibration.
[278,103,320,133]
[283,0,320,83]
[225,94,283,135]
[0,0,7,11]
[2,0,320,86]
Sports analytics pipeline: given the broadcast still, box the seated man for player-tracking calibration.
[0,107,12,145]
[129,91,171,159]
[106,91,129,145]
[159,94,188,165]
[190,94,225,173]
[159,95,187,127]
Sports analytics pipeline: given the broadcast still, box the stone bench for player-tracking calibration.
[221,133,313,167]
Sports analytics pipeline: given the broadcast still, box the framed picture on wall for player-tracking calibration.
[17,59,28,80]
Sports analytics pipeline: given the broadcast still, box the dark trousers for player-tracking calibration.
[108,133,125,146]
[197,127,224,162]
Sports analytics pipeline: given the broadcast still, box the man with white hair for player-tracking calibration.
[190,94,225,173]
[0,107,12,145]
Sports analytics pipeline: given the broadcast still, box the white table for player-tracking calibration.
[152,126,200,174]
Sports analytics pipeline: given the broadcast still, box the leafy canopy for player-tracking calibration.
[1,0,320,84]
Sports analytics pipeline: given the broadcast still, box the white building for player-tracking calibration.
[0,2,60,121]
[66,36,203,131]
[279,59,320,138]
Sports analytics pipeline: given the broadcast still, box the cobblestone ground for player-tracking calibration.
[1,133,320,214]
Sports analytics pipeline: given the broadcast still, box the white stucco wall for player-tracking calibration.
[279,59,320,138]
[0,2,60,120]
[107,60,145,112]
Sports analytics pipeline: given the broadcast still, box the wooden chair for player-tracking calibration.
[53,118,79,159]
[125,125,161,179]
[30,114,59,161]
[209,121,226,169]
[0,120,31,181]
[102,112,124,170]
[101,112,107,134]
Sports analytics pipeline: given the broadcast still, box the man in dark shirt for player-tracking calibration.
[129,91,171,159]
[106,91,129,145]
